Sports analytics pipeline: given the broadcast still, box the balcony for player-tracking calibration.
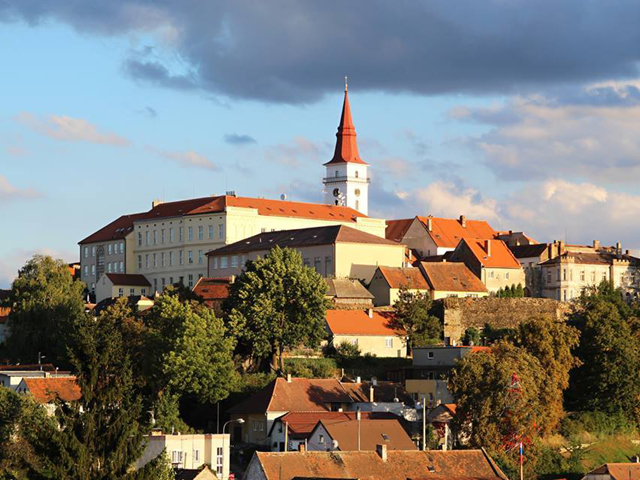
[322,175,370,184]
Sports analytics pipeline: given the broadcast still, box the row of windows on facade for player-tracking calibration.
[487,271,512,280]
[137,250,208,269]
[84,261,124,277]
[347,337,396,348]
[170,448,224,474]
[546,268,623,284]
[83,242,124,259]
[138,225,225,247]
[151,273,203,291]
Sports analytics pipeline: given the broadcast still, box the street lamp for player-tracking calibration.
[222,419,244,480]
[223,418,245,434]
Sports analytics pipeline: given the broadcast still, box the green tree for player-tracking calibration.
[22,312,166,479]
[449,342,546,476]
[6,255,86,367]
[390,286,441,350]
[153,392,193,435]
[146,292,238,404]
[515,283,525,298]
[513,316,580,434]
[462,327,481,346]
[226,246,329,373]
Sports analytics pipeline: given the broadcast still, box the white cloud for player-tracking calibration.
[414,181,500,222]
[16,112,130,146]
[264,136,327,167]
[152,148,217,171]
[0,176,41,201]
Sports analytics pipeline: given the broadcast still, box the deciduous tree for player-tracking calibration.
[389,286,441,350]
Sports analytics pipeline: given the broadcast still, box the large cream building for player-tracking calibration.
[79,88,385,295]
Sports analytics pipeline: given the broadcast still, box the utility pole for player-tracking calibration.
[357,408,361,451]
[422,399,426,451]
[284,421,288,452]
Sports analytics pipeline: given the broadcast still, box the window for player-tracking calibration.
[145,231,150,245]
[199,250,204,265]
[180,251,184,265]
[253,421,258,432]
[169,251,174,266]
[198,226,204,240]
[563,290,567,301]
[212,257,218,269]
[169,277,174,284]
[153,230,157,245]
[355,200,359,211]
[591,270,596,282]
[209,225,214,239]
[118,288,124,297]
[107,262,112,273]
[193,449,200,463]
[120,242,124,254]
[141,288,146,295]
[319,434,325,443]
[170,228,174,243]
[602,271,607,281]
[145,254,149,269]
[84,246,89,258]
[188,274,194,288]
[171,451,183,464]
[84,265,88,276]
[92,246,96,257]
[563,269,567,281]
[240,255,246,266]
[188,227,193,241]
[138,255,142,269]
[161,252,166,267]
[303,258,310,267]
[153,279,157,292]
[91,265,95,275]
[352,338,358,346]
[547,271,551,283]
[129,288,135,296]
[108,244,112,255]
[427,351,434,359]
[335,170,339,177]
[580,270,585,281]
[355,170,359,178]
[179,227,184,242]
[153,253,157,268]
[231,255,238,267]
[218,224,224,239]
[220,256,228,268]
[162,278,166,289]
[216,447,223,475]
[489,271,494,279]
[385,338,393,348]
[314,257,321,273]
[161,229,165,244]
[505,272,509,280]
[119,261,124,272]
[188,251,194,264]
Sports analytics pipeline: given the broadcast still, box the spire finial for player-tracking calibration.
[345,75,348,93]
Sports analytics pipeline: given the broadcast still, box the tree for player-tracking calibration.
[462,327,481,346]
[226,246,329,373]
[22,312,166,479]
[515,283,525,298]
[513,316,580,434]
[6,255,86,367]
[390,286,441,350]
[153,391,193,435]
[145,291,238,404]
[449,342,546,476]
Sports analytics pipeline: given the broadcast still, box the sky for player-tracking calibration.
[2,1,640,287]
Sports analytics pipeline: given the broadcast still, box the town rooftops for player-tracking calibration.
[0,306,10,325]
[104,273,151,286]
[419,262,488,293]
[418,215,496,249]
[585,463,640,480]
[325,278,374,299]
[340,381,413,404]
[376,266,430,290]
[0,363,59,372]
[22,377,81,404]
[250,449,508,480]
[508,243,549,259]
[269,411,400,439]
[325,309,403,337]
[314,418,417,451]
[385,218,414,242]
[540,251,640,266]
[192,277,232,304]
[80,195,368,245]
[228,377,353,415]
[460,239,521,269]
[207,224,398,256]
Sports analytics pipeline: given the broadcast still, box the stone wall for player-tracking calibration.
[439,297,570,343]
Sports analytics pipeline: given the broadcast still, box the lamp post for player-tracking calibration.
[223,419,244,480]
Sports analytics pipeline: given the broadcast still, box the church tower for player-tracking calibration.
[323,80,370,215]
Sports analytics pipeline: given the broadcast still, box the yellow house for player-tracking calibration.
[207,224,405,284]
[325,309,407,358]
[94,273,151,303]
[367,266,430,306]
[418,262,488,299]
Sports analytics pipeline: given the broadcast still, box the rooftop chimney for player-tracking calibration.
[593,240,600,250]
[367,308,373,318]
[286,373,292,383]
[299,443,306,453]
[356,376,361,384]
[485,240,491,257]
[459,215,467,228]
[152,199,164,208]
[369,385,374,403]
[558,241,565,256]
[427,217,433,232]
[376,444,388,462]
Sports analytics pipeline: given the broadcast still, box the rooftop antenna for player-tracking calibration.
[345,75,348,92]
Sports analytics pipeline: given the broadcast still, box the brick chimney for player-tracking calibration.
[593,240,600,250]
[426,217,433,232]
[484,240,491,257]
[459,215,467,228]
[558,241,565,256]
[367,308,373,318]
[287,373,292,383]
[369,385,374,403]
[376,444,388,462]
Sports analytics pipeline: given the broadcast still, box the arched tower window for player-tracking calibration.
[355,171,359,178]
[335,170,339,178]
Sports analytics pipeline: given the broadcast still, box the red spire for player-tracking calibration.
[324,80,368,166]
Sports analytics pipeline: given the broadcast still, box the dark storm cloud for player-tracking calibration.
[3,1,640,103]
[223,133,257,146]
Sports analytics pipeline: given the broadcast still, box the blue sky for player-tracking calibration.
[2,1,640,286]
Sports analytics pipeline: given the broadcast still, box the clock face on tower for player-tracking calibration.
[333,188,340,197]
[354,189,361,197]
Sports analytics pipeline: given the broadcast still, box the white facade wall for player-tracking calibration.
[323,163,370,215]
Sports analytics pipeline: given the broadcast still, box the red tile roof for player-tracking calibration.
[253,449,509,480]
[104,273,151,287]
[0,363,59,372]
[273,411,400,439]
[325,309,404,336]
[588,463,640,480]
[0,306,10,324]
[377,266,429,290]
[417,216,496,249]
[385,218,414,242]
[324,89,368,166]
[81,196,368,245]
[23,377,81,404]
[419,262,487,293]
[461,239,521,269]
[192,277,231,303]
[317,418,417,451]
[229,377,353,414]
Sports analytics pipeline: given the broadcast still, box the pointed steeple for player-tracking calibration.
[324,79,368,166]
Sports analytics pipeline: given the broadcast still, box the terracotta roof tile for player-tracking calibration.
[325,309,404,336]
[273,411,400,439]
[377,266,429,290]
[340,381,412,404]
[192,277,231,302]
[79,212,147,244]
[418,216,496,249]
[419,262,487,293]
[23,377,81,403]
[325,278,374,299]
[589,463,640,480]
[253,449,508,480]
[318,419,417,451]
[0,306,10,324]
[385,218,414,242]
[462,239,521,269]
[509,244,548,259]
